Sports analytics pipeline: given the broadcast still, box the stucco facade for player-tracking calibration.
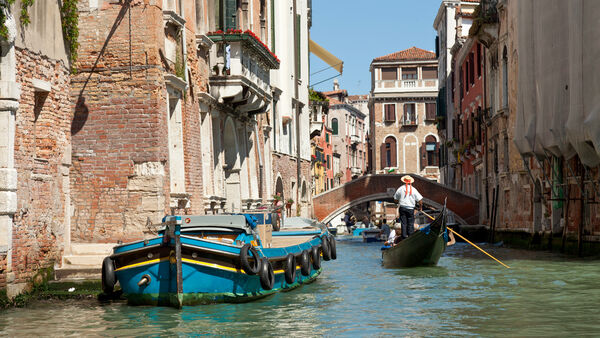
[369,47,441,181]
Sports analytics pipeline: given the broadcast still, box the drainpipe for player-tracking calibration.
[255,124,264,199]
[483,45,489,224]
[293,0,301,212]
[179,0,189,87]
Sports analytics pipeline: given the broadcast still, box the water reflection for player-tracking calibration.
[1,239,600,336]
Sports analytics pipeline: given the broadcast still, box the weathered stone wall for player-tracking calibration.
[11,47,71,287]
[72,2,165,242]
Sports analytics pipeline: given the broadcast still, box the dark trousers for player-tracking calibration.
[399,207,415,239]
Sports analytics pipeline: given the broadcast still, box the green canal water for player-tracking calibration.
[2,239,600,336]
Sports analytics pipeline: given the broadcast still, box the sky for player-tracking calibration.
[309,0,441,95]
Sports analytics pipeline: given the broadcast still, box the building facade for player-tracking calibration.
[369,47,440,180]
[2,0,316,297]
[323,81,368,184]
[0,2,72,297]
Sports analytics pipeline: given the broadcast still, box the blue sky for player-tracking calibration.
[309,0,441,95]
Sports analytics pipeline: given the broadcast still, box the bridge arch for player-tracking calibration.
[313,174,479,225]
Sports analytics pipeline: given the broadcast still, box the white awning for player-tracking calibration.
[309,39,343,74]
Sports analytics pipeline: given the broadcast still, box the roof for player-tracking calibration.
[322,89,348,97]
[347,95,368,101]
[328,97,343,105]
[372,46,436,62]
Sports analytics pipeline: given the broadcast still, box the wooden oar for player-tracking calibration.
[421,210,511,269]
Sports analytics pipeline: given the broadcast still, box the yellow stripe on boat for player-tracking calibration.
[116,257,296,275]
[115,257,169,271]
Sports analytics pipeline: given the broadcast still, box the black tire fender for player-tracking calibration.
[329,235,337,260]
[102,256,116,294]
[284,253,297,284]
[259,257,275,290]
[311,245,321,270]
[321,235,331,261]
[240,244,260,275]
[299,249,310,276]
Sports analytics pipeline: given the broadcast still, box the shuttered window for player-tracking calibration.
[425,103,436,121]
[422,67,437,79]
[384,104,395,122]
[224,0,237,30]
[402,67,417,80]
[403,103,416,125]
[381,67,397,81]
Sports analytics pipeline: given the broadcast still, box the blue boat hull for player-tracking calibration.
[111,231,329,307]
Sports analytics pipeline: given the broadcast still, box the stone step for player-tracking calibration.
[54,266,101,281]
[62,254,105,267]
[69,243,116,256]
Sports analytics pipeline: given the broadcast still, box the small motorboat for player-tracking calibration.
[361,228,384,243]
[381,207,448,268]
[101,213,336,307]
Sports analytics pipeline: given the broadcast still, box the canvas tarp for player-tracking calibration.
[515,0,600,167]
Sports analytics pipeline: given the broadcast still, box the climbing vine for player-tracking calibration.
[0,0,79,69]
[60,0,79,68]
[0,0,35,38]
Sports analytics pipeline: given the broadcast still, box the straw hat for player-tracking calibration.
[401,175,414,184]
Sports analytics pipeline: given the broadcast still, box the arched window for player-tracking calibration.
[331,118,338,135]
[380,136,397,169]
[502,46,508,108]
[421,135,438,170]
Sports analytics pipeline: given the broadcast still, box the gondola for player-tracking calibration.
[100,213,336,307]
[381,207,448,268]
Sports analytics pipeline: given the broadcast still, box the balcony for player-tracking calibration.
[350,134,360,144]
[350,166,362,176]
[207,30,280,115]
[309,101,328,138]
[374,79,438,94]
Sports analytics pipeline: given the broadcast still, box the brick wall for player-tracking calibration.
[12,47,71,284]
[71,2,204,243]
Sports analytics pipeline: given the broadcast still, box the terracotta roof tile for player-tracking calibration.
[322,89,347,96]
[372,46,436,62]
[328,98,343,105]
[347,95,368,101]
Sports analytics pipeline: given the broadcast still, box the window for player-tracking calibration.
[331,118,338,135]
[421,135,439,170]
[425,103,436,121]
[402,68,417,80]
[403,103,416,125]
[469,52,475,85]
[503,46,508,108]
[326,133,329,143]
[422,67,437,79]
[381,136,397,168]
[327,155,330,169]
[459,66,464,100]
[477,44,482,78]
[381,67,397,81]
[384,104,396,122]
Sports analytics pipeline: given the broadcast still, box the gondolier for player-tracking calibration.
[393,175,423,239]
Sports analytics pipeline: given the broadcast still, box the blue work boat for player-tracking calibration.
[100,213,336,307]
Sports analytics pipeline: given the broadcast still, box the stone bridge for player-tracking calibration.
[313,174,479,225]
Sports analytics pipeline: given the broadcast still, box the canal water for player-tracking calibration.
[2,238,600,336]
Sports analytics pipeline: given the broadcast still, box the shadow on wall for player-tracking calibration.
[71,1,133,135]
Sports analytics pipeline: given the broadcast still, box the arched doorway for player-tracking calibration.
[223,118,241,212]
[301,180,308,217]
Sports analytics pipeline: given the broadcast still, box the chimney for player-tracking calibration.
[333,79,340,91]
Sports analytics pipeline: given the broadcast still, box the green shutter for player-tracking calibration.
[270,0,275,52]
[225,0,237,30]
